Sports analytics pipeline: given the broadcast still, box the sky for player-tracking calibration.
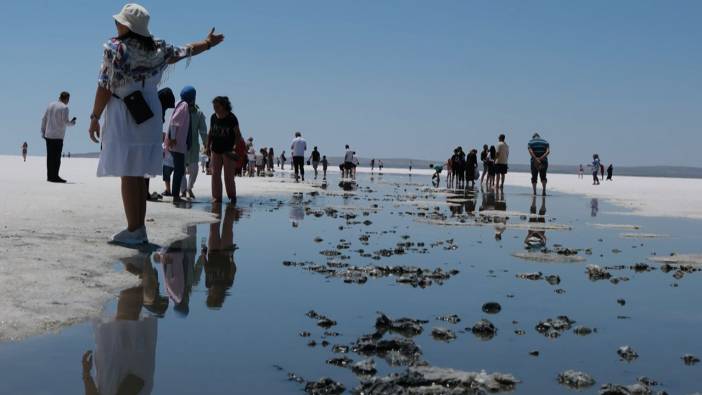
[1,0,700,166]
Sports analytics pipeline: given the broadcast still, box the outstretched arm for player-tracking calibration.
[169,28,224,64]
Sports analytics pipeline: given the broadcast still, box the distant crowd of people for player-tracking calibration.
[430,132,550,195]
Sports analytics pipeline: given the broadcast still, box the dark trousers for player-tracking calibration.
[293,156,305,180]
[171,151,185,198]
[45,138,63,180]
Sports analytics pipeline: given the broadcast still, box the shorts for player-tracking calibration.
[530,161,548,183]
[163,165,174,182]
[495,164,508,175]
[312,161,320,168]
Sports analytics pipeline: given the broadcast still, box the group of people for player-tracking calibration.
[579,156,613,184]
[430,132,549,195]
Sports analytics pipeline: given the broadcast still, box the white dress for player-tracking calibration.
[96,37,190,177]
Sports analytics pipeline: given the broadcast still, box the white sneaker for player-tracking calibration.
[110,226,148,246]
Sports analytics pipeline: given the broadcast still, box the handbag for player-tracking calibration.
[114,91,154,125]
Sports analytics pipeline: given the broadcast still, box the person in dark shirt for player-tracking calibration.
[466,148,478,188]
[527,132,550,195]
[606,164,613,180]
[309,146,321,179]
[206,96,241,203]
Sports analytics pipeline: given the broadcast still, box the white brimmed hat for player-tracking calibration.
[113,3,151,37]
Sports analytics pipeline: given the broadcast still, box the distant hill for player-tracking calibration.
[67,152,702,179]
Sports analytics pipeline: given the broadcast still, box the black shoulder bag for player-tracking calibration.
[113,79,154,125]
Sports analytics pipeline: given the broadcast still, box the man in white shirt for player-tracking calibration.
[290,131,307,182]
[495,133,510,189]
[41,91,76,182]
[343,144,354,178]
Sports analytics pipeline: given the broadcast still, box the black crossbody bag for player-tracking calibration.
[113,85,154,125]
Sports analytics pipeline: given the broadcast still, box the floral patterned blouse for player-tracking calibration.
[98,37,191,91]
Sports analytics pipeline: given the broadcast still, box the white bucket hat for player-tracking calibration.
[113,3,151,37]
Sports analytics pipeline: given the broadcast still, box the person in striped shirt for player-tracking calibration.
[527,132,550,196]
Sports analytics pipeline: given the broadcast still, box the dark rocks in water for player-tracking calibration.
[351,358,377,377]
[431,327,456,342]
[319,249,341,257]
[682,354,700,365]
[307,340,317,347]
[285,262,459,288]
[436,314,461,324]
[587,264,612,281]
[352,366,519,394]
[332,344,349,353]
[326,356,353,368]
[304,377,345,395]
[482,302,502,314]
[314,237,324,243]
[352,334,423,367]
[598,381,653,395]
[545,274,561,285]
[529,350,540,357]
[375,313,428,337]
[299,331,311,337]
[631,263,653,272]
[558,370,596,388]
[617,346,639,362]
[516,272,543,280]
[470,319,497,340]
[535,316,575,338]
[306,310,337,328]
[573,326,594,336]
[514,329,526,336]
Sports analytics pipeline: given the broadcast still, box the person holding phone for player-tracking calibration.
[88,3,224,245]
[41,91,76,183]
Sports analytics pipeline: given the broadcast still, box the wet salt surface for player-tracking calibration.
[1,173,701,394]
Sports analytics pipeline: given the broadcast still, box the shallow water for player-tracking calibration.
[1,172,701,394]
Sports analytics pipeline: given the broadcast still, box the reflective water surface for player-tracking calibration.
[1,172,701,394]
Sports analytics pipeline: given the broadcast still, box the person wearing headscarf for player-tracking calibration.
[175,86,208,199]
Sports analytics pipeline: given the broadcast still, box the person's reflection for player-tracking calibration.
[203,204,239,309]
[479,186,497,212]
[495,188,507,212]
[152,225,198,316]
[590,198,599,217]
[82,254,166,395]
[289,193,305,227]
[524,195,547,248]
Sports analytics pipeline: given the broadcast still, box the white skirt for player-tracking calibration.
[97,77,164,178]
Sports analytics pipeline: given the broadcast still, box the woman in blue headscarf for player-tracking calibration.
[175,86,208,199]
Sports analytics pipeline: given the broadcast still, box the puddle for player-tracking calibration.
[1,172,701,394]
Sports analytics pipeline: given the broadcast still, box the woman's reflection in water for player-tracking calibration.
[203,204,240,309]
[525,195,547,248]
[153,225,198,316]
[82,254,167,395]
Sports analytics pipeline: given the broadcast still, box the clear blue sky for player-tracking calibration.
[2,1,700,166]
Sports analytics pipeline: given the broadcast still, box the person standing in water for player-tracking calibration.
[206,96,241,203]
[21,142,28,162]
[527,132,550,196]
[309,146,321,179]
[578,164,584,179]
[466,148,478,188]
[606,164,613,180]
[495,134,509,189]
[371,158,375,173]
[479,144,489,185]
[321,155,328,179]
[88,3,224,245]
[378,160,384,173]
[291,131,307,182]
[41,91,76,183]
[267,147,275,172]
[409,160,413,175]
